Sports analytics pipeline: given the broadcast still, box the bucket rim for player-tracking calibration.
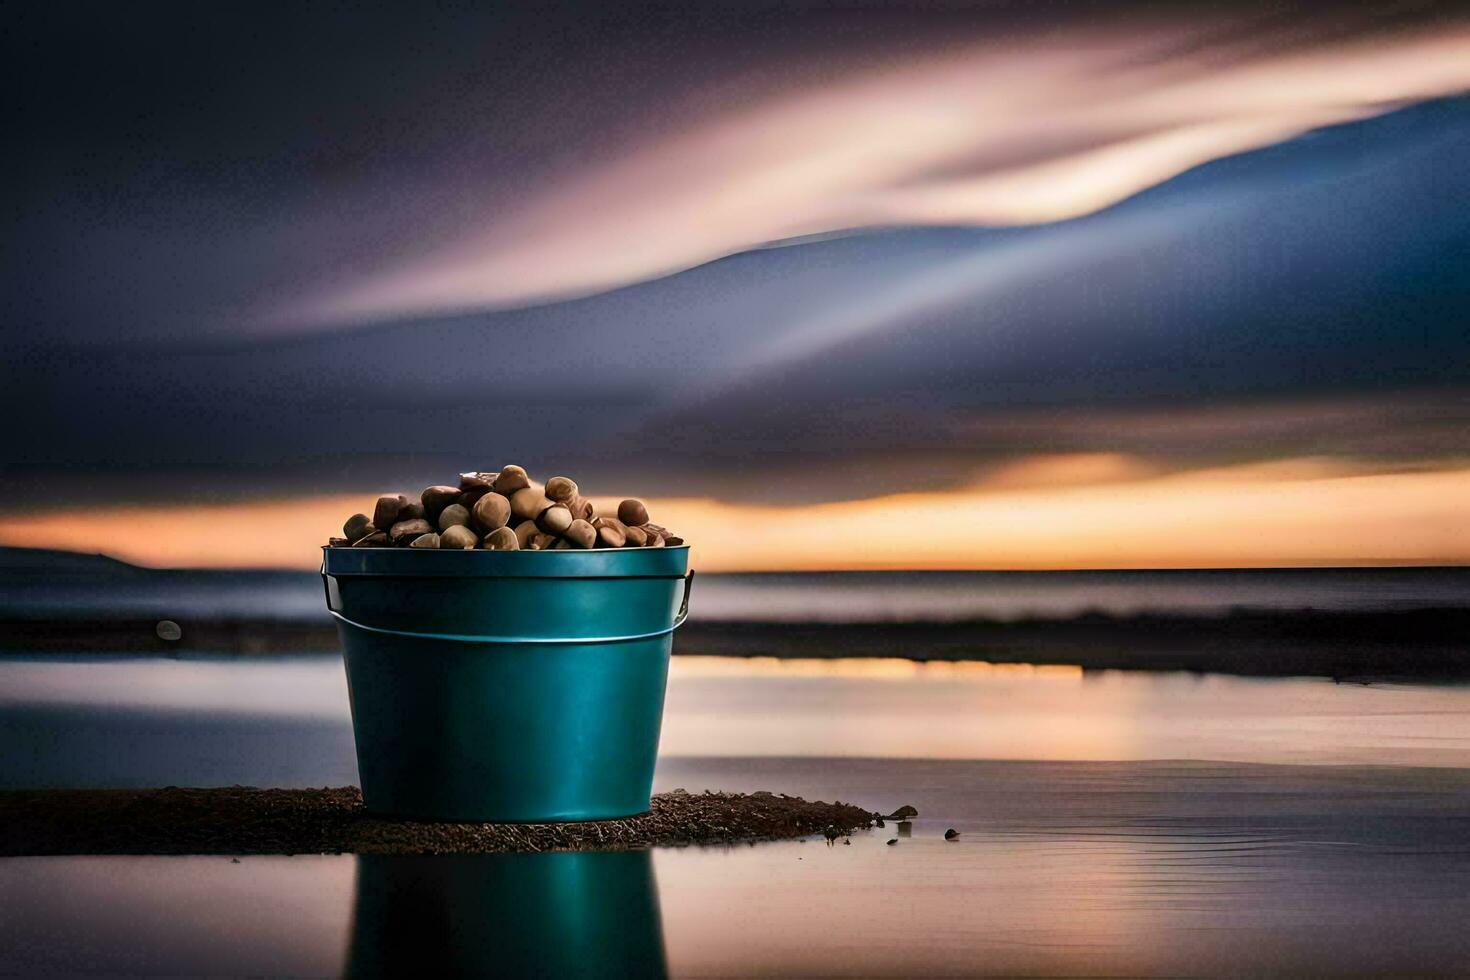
[322,544,689,578]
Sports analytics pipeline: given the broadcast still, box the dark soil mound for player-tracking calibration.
[0,786,874,855]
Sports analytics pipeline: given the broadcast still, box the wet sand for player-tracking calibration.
[0,786,873,856]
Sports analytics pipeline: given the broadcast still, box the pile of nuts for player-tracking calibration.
[327,466,685,551]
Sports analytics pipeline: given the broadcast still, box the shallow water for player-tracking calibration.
[4,656,1470,975]
[5,757,1470,976]
[3,656,1470,790]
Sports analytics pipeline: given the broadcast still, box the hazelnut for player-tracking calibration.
[473,492,511,532]
[343,513,373,541]
[437,503,471,531]
[396,495,426,521]
[421,486,461,522]
[544,476,578,503]
[372,495,402,530]
[440,525,478,550]
[389,518,433,545]
[493,465,531,495]
[536,504,572,535]
[483,526,519,550]
[618,499,649,526]
[510,487,551,521]
[564,518,596,548]
[514,521,541,549]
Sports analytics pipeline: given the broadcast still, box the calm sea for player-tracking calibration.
[3,564,1467,624]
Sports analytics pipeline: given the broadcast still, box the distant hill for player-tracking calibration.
[0,547,150,578]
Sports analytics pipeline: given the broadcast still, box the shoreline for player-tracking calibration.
[4,607,1467,679]
[0,786,876,856]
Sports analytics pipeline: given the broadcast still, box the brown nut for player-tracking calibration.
[396,495,426,521]
[529,532,557,550]
[618,499,649,526]
[421,486,461,522]
[552,538,572,549]
[437,503,471,531]
[663,535,685,547]
[544,476,578,503]
[536,504,572,535]
[389,518,433,545]
[623,526,648,547]
[409,532,441,549]
[642,527,664,548]
[564,518,596,548]
[328,537,351,548]
[510,487,551,521]
[596,522,626,548]
[514,521,541,549]
[473,492,511,532]
[568,496,597,522]
[460,472,496,491]
[483,526,520,550]
[352,531,389,547]
[373,495,402,530]
[343,513,373,541]
[493,465,531,495]
[440,525,478,550]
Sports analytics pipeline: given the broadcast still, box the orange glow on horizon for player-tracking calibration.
[0,457,1466,571]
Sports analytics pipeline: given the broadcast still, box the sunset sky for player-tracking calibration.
[4,3,1468,570]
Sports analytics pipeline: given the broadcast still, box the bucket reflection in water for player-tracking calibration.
[345,850,667,979]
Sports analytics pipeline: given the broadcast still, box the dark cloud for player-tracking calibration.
[4,96,1469,507]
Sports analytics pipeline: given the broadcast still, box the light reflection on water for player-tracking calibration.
[3,656,1470,791]
[5,757,1470,977]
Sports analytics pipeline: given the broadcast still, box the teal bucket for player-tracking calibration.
[322,546,692,822]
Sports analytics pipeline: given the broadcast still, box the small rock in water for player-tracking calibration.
[886,838,898,846]
[887,805,919,820]
[874,816,886,828]
[155,620,182,641]
[944,828,959,840]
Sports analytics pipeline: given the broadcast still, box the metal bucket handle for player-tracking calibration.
[321,567,694,646]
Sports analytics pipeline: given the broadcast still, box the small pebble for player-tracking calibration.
[944,828,959,840]
[437,503,471,532]
[352,531,389,547]
[623,526,648,547]
[528,532,557,550]
[886,838,898,846]
[596,522,626,548]
[395,495,425,521]
[409,532,440,549]
[483,526,519,550]
[439,525,478,550]
[618,499,649,526]
[569,496,596,521]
